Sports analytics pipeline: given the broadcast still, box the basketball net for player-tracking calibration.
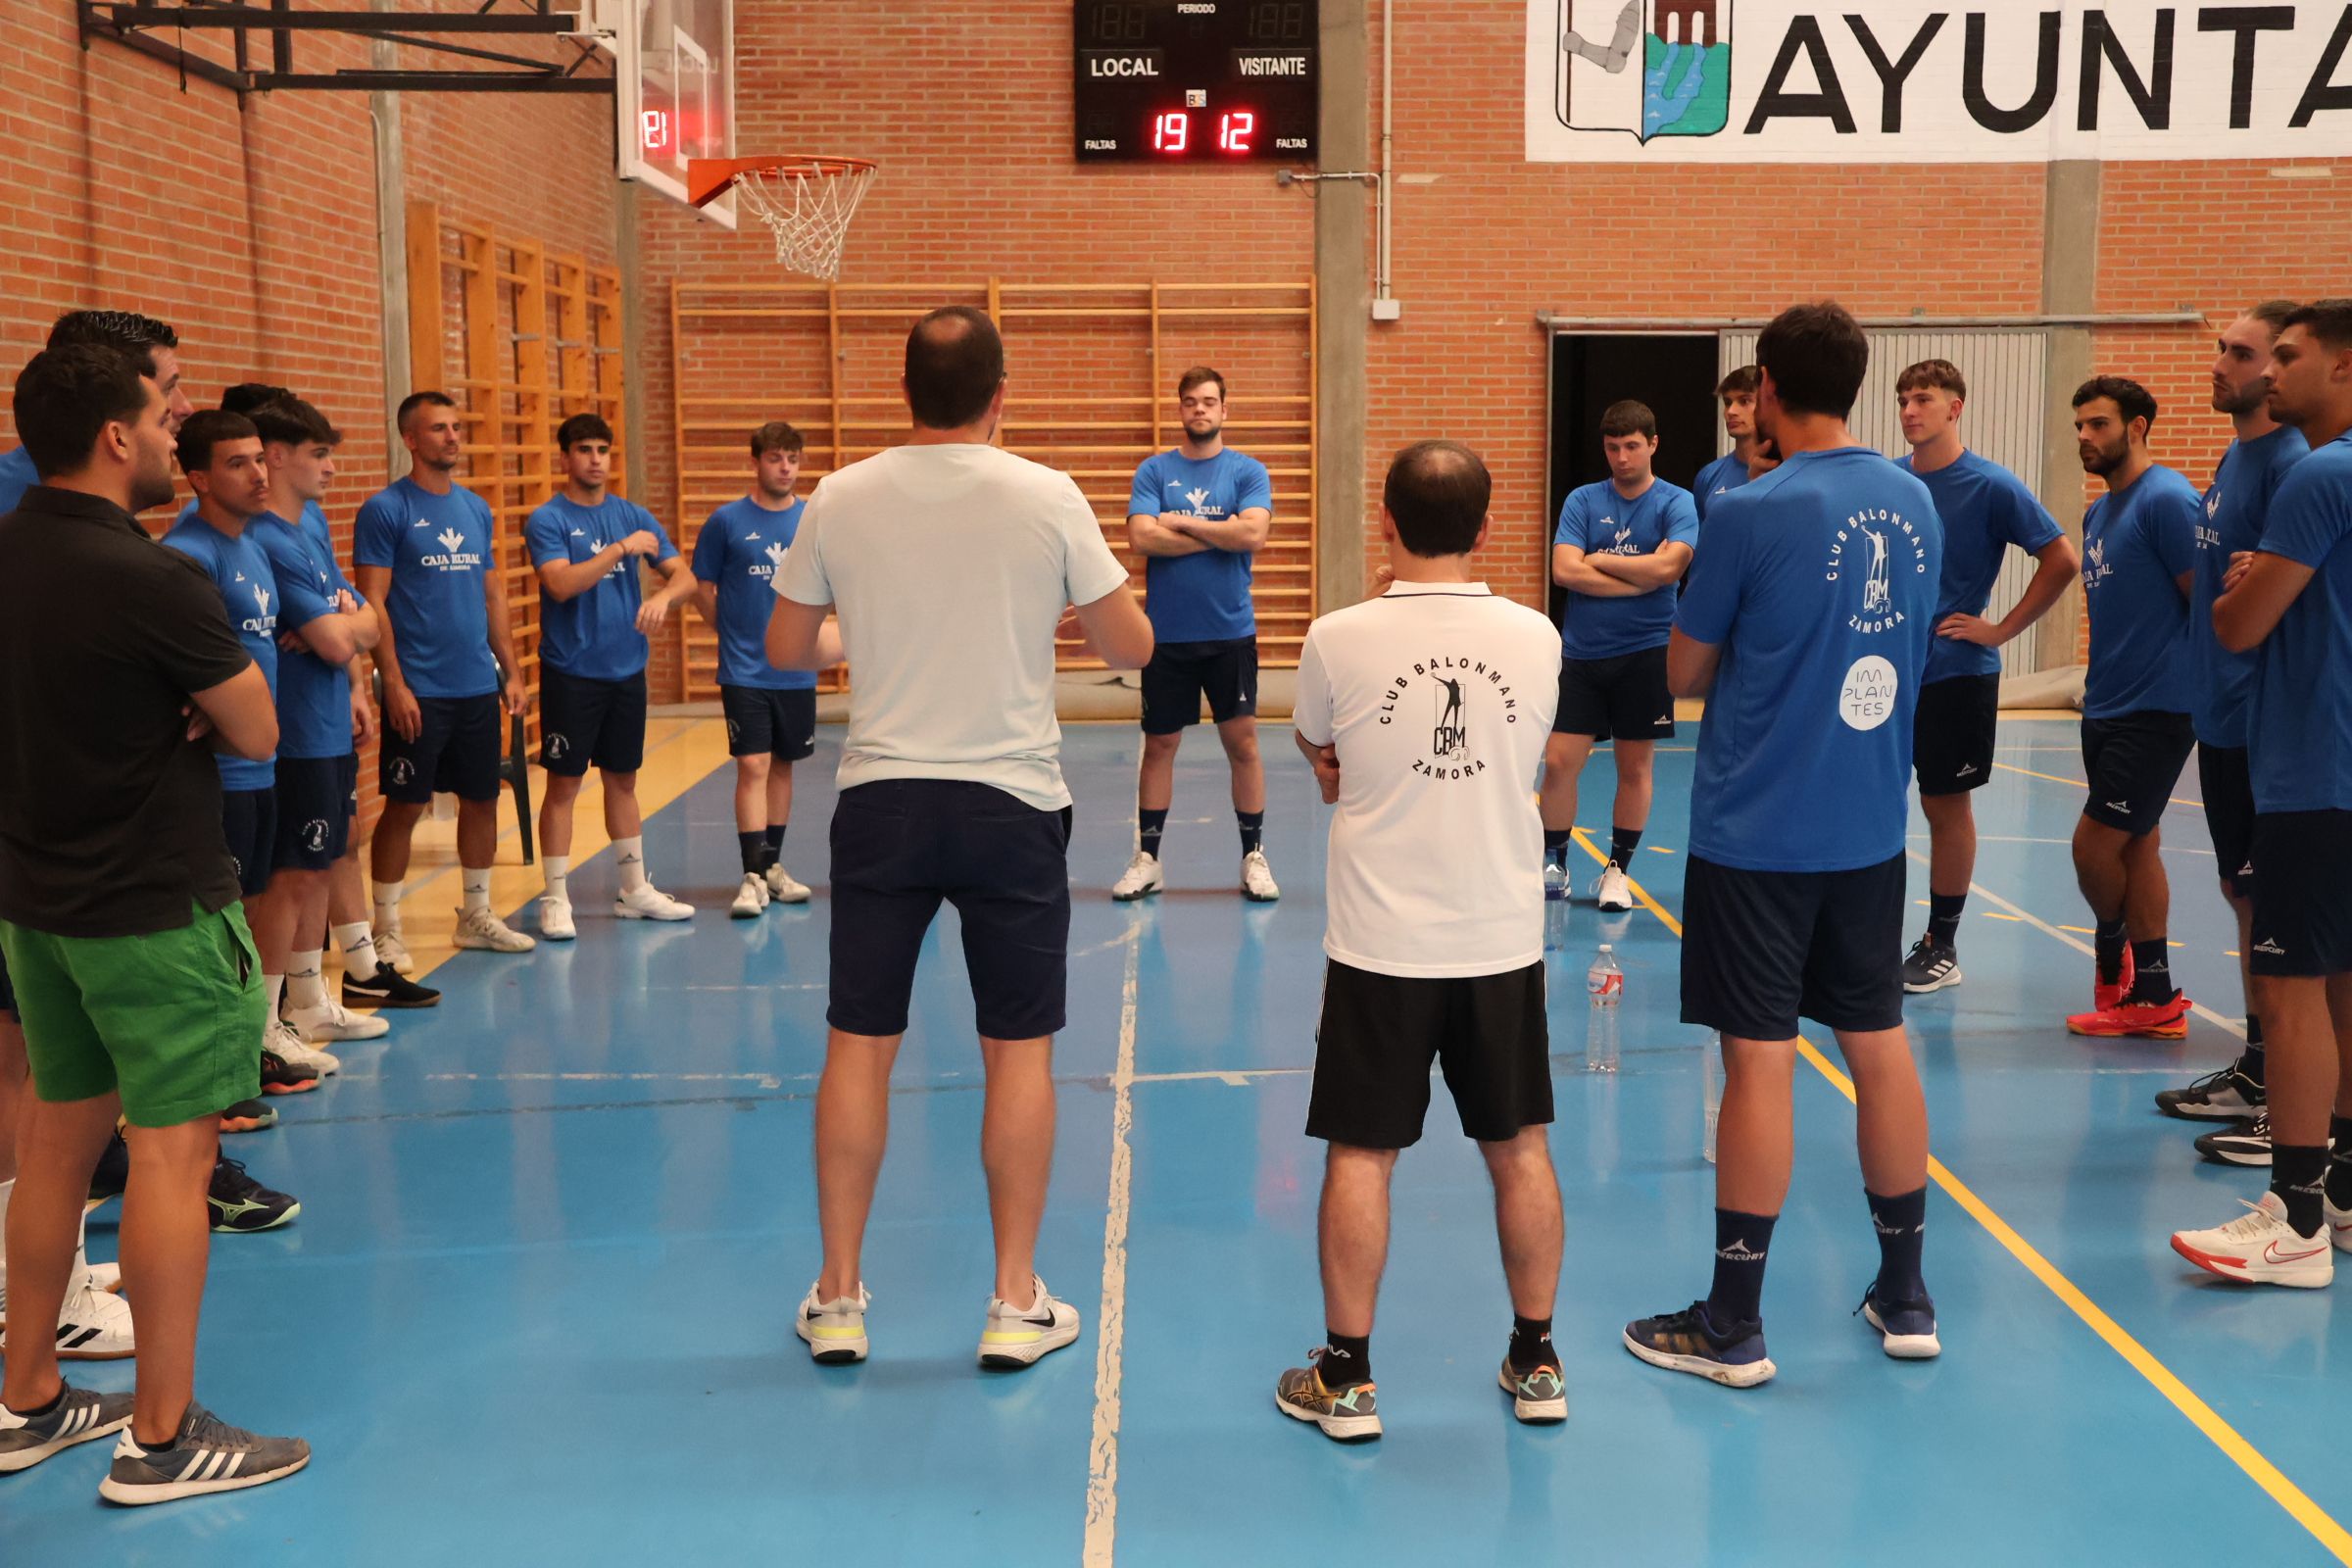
[688,157,876,282]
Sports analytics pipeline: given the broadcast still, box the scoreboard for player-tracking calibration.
[1074,1,1318,163]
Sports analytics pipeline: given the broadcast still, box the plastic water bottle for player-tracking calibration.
[1544,860,1571,952]
[1585,945,1623,1073]
[1702,1032,1722,1164]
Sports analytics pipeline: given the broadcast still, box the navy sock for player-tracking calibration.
[1139,808,1168,859]
[765,822,786,854]
[2328,1119,2352,1209]
[1544,828,1571,867]
[1867,1186,1929,1300]
[1321,1331,1371,1387]
[2274,1144,2329,1237]
[1238,810,1265,856]
[1508,1315,1555,1371]
[2094,919,2128,986]
[2128,939,2173,1004]
[1608,825,1642,869]
[2241,1016,2266,1085]
[1928,893,1966,948]
[1705,1208,1777,1328]
[736,831,765,876]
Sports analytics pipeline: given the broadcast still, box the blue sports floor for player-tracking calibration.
[15,716,2352,1565]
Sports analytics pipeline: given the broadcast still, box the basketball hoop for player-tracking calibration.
[687,156,877,282]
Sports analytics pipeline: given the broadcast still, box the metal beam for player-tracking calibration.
[95,4,585,30]
[252,70,610,88]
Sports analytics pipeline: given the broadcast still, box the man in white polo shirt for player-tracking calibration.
[1274,440,1565,1443]
[767,306,1155,1372]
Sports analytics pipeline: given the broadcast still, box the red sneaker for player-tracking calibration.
[2091,942,2136,1013]
[2069,990,2191,1040]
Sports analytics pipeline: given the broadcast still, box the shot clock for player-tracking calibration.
[1074,0,1318,163]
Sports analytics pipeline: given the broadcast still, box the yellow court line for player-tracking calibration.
[1565,827,2352,1563]
[1991,760,2202,810]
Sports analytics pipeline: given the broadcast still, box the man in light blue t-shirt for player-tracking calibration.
[693,420,831,918]
[523,413,697,939]
[353,392,532,959]
[1111,368,1280,905]
[2065,377,2202,1041]
[1890,360,2077,996]
[1543,400,1697,915]
[1624,302,1943,1392]
[1691,366,1760,524]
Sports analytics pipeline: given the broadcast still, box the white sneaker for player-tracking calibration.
[267,1016,341,1079]
[794,1282,870,1364]
[978,1274,1082,1368]
[538,896,575,942]
[614,883,693,921]
[730,875,767,919]
[2172,1191,2335,1288]
[765,864,810,904]
[86,1261,122,1295]
[53,1281,135,1360]
[285,998,389,1043]
[455,906,537,953]
[1110,851,1163,902]
[1594,863,1635,912]
[2328,1194,2352,1255]
[374,929,415,975]
[1241,850,1280,903]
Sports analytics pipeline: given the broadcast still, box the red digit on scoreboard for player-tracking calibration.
[1219,111,1254,152]
[1153,111,1190,152]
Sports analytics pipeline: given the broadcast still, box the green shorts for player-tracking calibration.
[0,903,264,1128]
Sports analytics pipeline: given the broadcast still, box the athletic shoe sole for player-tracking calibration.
[0,1410,132,1473]
[2195,1132,2272,1167]
[977,1317,1081,1369]
[2157,1098,2264,1121]
[794,1315,868,1364]
[1902,967,1964,995]
[211,1201,300,1235]
[99,1450,310,1505]
[1621,1330,1776,1388]
[339,985,437,1010]
[1862,1300,1942,1359]
[2171,1234,2333,1288]
[1495,1363,1568,1423]
[1111,883,1162,903]
[1274,1389,1383,1441]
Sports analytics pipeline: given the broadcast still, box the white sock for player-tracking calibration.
[463,867,491,913]
[287,951,327,1011]
[374,878,405,934]
[543,856,570,903]
[265,973,285,1018]
[614,836,647,893]
[334,920,379,976]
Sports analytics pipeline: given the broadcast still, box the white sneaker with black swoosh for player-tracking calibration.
[2171,1191,2333,1288]
[978,1274,1082,1368]
[794,1282,870,1363]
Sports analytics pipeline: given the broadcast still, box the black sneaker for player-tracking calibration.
[208,1158,300,1234]
[2156,1062,2265,1121]
[341,961,440,1009]
[2195,1112,2272,1167]
[86,1130,130,1204]
[219,1100,277,1135]
[256,1051,318,1097]
[1900,937,1962,995]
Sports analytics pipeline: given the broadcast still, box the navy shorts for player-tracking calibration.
[2081,710,2194,837]
[1553,647,1674,741]
[2250,811,2352,979]
[221,787,278,899]
[828,780,1073,1040]
[1682,852,1906,1041]
[381,692,502,804]
[1914,673,2000,797]
[272,755,357,871]
[2198,743,2256,898]
[1141,638,1258,735]
[720,684,817,761]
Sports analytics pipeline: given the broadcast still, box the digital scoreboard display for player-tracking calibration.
[1074,1,1317,163]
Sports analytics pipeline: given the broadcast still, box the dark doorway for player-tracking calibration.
[1545,333,1723,622]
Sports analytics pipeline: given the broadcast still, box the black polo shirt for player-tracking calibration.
[0,485,254,937]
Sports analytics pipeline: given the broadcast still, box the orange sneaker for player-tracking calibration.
[2069,990,2191,1040]
[2091,942,2135,1013]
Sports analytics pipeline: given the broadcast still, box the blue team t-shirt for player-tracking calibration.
[1674,447,1942,873]
[525,493,677,683]
[1692,452,1750,522]
[353,477,499,701]
[1552,478,1700,660]
[0,446,35,515]
[691,496,814,692]
[1901,450,2064,686]
[2248,433,2352,814]
[1128,448,1272,642]
[2082,464,2201,719]
[160,514,280,790]
[251,506,356,760]
[2193,427,2309,749]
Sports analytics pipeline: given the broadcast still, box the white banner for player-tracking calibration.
[1525,1,2352,162]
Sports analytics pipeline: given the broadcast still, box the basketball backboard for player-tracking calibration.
[587,0,737,226]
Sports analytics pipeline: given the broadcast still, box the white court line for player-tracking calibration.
[1904,849,2247,1043]
[1083,915,1144,1567]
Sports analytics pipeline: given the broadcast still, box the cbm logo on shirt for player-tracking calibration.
[1555,0,1731,141]
[1380,656,1529,781]
[1824,507,1928,634]
[420,525,483,570]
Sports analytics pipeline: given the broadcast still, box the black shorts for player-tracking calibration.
[539,666,648,777]
[1552,647,1674,741]
[2198,744,2256,898]
[2080,710,2194,837]
[2250,811,2352,978]
[1682,852,1906,1041]
[720,684,817,761]
[1913,673,2000,797]
[1141,638,1258,735]
[828,779,1074,1040]
[380,692,502,804]
[220,787,278,899]
[271,755,357,872]
[1306,959,1551,1149]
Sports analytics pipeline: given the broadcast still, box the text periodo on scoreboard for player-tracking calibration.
[1074,0,1318,162]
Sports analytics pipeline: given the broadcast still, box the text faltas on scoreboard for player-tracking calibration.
[1075,0,1318,162]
